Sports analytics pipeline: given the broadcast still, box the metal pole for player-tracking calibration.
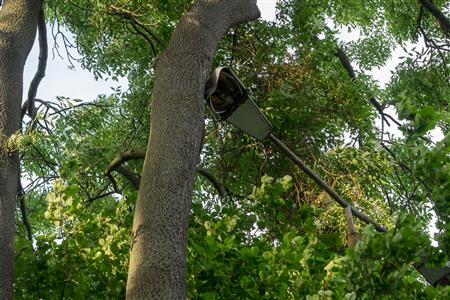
[268,133,387,233]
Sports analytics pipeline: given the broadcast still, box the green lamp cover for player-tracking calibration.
[205,66,273,141]
[226,97,273,141]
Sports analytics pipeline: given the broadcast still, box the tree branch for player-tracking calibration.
[196,167,226,197]
[419,0,450,35]
[115,165,141,190]
[105,150,145,175]
[106,150,227,197]
[130,18,157,56]
[25,6,47,118]
[335,46,403,127]
[17,177,33,241]
[380,142,433,194]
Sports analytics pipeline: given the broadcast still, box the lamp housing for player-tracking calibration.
[205,67,273,141]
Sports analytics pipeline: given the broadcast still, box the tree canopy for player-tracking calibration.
[5,0,450,298]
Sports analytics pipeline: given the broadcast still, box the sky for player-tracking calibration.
[23,1,278,102]
[22,0,443,141]
[22,0,400,107]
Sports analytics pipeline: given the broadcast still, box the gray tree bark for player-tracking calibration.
[0,1,41,298]
[126,1,260,299]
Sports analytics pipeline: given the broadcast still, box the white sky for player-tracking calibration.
[23,1,278,102]
[22,1,398,104]
[25,0,442,141]
[23,0,443,142]
[22,0,395,102]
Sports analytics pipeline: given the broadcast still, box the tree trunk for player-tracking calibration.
[0,1,41,298]
[126,1,260,299]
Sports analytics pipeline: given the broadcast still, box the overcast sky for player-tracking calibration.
[22,1,277,103]
[19,0,413,143]
[22,0,398,103]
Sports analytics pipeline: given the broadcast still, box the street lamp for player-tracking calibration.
[204,66,449,286]
[204,66,385,232]
[204,67,273,141]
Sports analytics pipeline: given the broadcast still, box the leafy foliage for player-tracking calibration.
[11,0,450,298]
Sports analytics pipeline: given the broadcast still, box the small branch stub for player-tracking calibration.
[345,206,361,248]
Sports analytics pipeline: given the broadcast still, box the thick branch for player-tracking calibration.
[335,46,402,127]
[196,167,226,197]
[106,150,226,196]
[336,47,356,79]
[115,165,141,190]
[419,0,450,35]
[105,150,145,175]
[25,6,47,118]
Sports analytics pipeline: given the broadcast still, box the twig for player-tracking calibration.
[380,143,433,194]
[85,185,117,207]
[110,4,163,55]
[51,22,79,66]
[133,18,163,48]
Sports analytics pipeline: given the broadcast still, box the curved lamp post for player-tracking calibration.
[204,66,449,286]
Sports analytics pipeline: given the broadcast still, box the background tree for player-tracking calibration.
[0,1,42,298]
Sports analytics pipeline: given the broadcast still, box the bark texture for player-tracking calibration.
[126,1,260,299]
[0,1,41,298]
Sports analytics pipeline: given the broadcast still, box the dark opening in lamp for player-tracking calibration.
[204,67,273,141]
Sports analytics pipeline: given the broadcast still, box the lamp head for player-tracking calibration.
[204,66,273,141]
[205,67,248,119]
